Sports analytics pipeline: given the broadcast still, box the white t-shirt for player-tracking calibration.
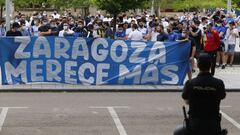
[225,28,239,44]
[58,29,74,37]
[126,28,133,36]
[162,21,169,32]
[199,23,207,34]
[32,25,39,36]
[128,30,143,41]
[138,27,148,36]
[150,31,160,41]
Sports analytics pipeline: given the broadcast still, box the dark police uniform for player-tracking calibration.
[174,53,226,135]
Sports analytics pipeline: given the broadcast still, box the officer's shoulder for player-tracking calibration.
[185,78,197,84]
[212,76,225,84]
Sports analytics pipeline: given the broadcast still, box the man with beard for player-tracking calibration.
[156,25,168,42]
[138,19,147,39]
[166,24,178,41]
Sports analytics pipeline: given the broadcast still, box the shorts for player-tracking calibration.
[226,44,236,55]
[217,41,225,52]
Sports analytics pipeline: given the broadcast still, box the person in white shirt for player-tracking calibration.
[125,20,136,37]
[138,20,147,37]
[223,21,239,67]
[145,25,160,41]
[199,17,208,35]
[127,24,143,41]
[162,18,169,32]
[58,22,74,37]
[31,19,40,36]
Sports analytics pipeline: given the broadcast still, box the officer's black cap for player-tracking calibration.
[197,53,211,65]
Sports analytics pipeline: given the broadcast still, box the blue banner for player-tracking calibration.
[0,37,190,85]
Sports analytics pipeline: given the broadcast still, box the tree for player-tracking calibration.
[14,0,46,9]
[139,0,174,16]
[232,0,240,10]
[172,0,226,11]
[46,0,92,10]
[93,0,148,33]
[0,0,4,19]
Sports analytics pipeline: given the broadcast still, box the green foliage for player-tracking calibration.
[144,0,170,8]
[46,0,93,9]
[0,0,93,9]
[172,0,227,11]
[93,0,148,15]
[0,0,4,5]
[232,0,240,10]
[14,0,46,8]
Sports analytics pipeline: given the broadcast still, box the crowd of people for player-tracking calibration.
[0,9,239,80]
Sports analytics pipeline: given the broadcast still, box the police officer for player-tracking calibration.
[174,53,226,135]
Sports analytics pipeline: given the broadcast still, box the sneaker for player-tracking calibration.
[216,64,221,68]
[221,65,226,69]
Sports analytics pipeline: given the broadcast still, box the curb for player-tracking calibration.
[0,89,239,92]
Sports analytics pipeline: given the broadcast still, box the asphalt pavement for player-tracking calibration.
[0,92,239,135]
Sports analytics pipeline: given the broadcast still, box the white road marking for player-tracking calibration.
[0,108,8,131]
[0,107,28,131]
[220,106,232,108]
[107,107,128,135]
[89,106,130,109]
[89,106,129,135]
[91,111,99,114]
[220,110,240,130]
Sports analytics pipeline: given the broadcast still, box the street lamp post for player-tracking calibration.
[151,0,154,15]
[5,0,12,31]
[227,0,231,13]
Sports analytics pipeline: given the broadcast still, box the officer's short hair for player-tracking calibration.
[197,53,211,71]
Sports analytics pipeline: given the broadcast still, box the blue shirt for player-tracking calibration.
[167,32,178,41]
[115,31,126,38]
[213,25,226,40]
[157,32,168,42]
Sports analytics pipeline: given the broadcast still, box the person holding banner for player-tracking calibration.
[58,22,74,37]
[127,23,143,41]
[167,24,178,41]
[38,18,52,36]
[6,22,22,36]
